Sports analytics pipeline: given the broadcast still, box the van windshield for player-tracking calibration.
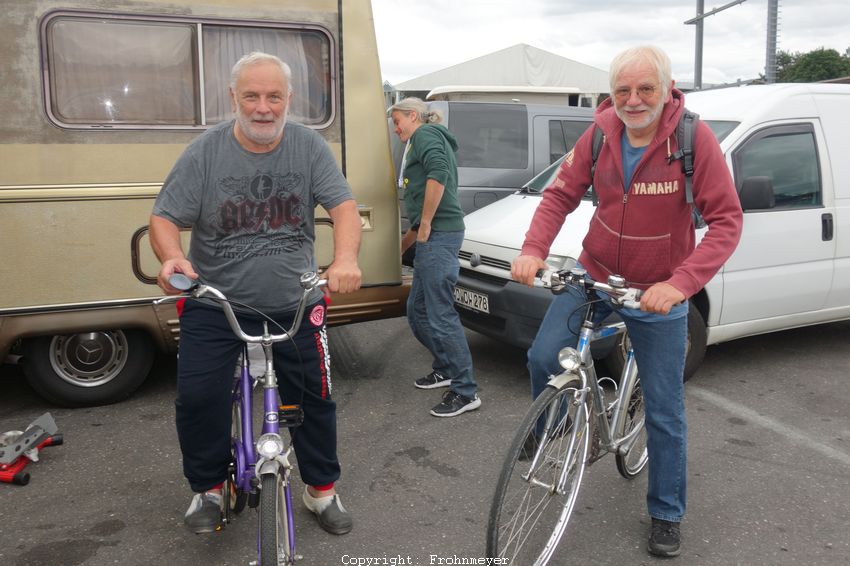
[524,119,741,195]
[521,155,570,194]
[705,120,739,142]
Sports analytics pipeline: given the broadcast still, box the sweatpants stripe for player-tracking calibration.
[314,328,331,398]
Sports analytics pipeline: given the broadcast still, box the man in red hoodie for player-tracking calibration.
[512,45,743,557]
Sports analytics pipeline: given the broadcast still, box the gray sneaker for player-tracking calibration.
[184,491,222,534]
[302,489,353,535]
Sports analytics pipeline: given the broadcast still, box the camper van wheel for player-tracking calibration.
[604,302,707,382]
[22,329,154,407]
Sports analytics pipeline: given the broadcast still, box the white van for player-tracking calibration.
[453,83,850,379]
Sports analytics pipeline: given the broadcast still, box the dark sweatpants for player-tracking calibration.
[175,298,339,493]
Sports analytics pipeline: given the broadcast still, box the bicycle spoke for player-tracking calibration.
[488,383,590,564]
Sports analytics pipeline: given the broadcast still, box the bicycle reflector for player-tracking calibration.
[557,347,581,372]
[256,434,285,459]
[278,405,304,428]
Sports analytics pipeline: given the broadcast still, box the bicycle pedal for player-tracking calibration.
[278,404,304,427]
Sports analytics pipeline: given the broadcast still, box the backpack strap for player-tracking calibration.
[666,108,705,228]
[678,109,698,205]
[590,125,604,206]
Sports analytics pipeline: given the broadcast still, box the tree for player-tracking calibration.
[775,47,850,82]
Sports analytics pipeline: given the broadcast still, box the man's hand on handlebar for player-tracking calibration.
[639,282,685,315]
[157,258,198,295]
[511,255,547,287]
[324,259,362,294]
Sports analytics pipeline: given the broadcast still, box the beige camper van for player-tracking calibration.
[1,0,407,406]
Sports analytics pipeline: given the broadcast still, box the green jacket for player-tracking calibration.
[402,124,465,232]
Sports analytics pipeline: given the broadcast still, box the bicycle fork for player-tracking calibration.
[253,329,298,562]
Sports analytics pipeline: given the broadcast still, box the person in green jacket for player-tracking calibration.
[390,97,480,417]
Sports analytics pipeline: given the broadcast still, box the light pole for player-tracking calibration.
[765,0,780,83]
[685,0,748,90]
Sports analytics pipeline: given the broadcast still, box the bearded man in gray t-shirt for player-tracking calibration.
[150,52,360,537]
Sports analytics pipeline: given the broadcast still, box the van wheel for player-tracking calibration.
[22,329,154,407]
[604,303,707,382]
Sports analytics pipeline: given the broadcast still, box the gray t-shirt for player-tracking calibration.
[153,120,353,312]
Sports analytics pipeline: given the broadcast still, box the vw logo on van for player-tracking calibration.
[470,253,482,268]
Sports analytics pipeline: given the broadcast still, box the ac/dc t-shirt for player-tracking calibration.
[153,120,353,312]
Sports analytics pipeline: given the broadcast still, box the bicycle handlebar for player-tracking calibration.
[155,272,327,343]
[536,268,643,310]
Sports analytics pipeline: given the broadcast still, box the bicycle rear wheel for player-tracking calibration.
[487,380,589,565]
[259,472,293,566]
[614,370,648,479]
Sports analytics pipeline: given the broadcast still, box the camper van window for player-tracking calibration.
[42,13,333,129]
[202,26,331,125]
[451,102,528,169]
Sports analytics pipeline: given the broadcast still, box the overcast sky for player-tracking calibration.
[371,0,850,86]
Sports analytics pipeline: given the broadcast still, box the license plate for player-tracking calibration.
[454,286,490,314]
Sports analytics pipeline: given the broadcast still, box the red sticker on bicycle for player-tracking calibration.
[309,304,325,327]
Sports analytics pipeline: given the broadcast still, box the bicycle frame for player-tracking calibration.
[230,333,297,559]
[539,292,645,493]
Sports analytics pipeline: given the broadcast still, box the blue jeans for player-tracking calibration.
[527,285,688,522]
[408,230,477,398]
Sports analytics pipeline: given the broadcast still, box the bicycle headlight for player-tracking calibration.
[256,433,284,459]
[557,347,581,372]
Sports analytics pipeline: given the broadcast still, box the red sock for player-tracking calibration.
[208,482,224,492]
[311,482,334,492]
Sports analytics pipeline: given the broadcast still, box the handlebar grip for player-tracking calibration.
[168,273,197,291]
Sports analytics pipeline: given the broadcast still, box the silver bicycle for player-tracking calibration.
[487,267,648,564]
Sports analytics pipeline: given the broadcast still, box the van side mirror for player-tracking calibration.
[739,176,775,211]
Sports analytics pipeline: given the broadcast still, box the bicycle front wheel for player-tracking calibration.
[225,397,247,518]
[487,380,589,565]
[614,370,648,479]
[259,472,293,566]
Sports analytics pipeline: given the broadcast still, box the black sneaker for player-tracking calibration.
[647,518,681,557]
[414,371,451,389]
[303,489,353,535]
[430,390,481,417]
[184,491,223,534]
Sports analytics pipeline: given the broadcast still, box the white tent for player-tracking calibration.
[392,44,610,106]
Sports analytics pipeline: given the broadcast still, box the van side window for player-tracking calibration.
[548,120,593,164]
[733,124,822,209]
[42,12,333,129]
[451,103,528,169]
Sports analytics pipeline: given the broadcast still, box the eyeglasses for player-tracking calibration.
[613,84,660,101]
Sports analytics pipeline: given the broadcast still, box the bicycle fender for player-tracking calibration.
[256,458,280,476]
[547,371,579,390]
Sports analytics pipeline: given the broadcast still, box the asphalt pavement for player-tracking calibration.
[2,316,849,566]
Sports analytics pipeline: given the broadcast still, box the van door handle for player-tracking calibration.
[822,213,834,241]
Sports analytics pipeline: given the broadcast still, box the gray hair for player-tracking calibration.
[389,97,442,124]
[609,45,672,99]
[230,51,293,93]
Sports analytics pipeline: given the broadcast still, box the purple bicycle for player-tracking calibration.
[161,271,326,566]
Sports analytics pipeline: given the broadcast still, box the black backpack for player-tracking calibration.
[589,109,705,228]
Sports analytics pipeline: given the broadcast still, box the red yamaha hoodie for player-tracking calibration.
[521,89,743,298]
